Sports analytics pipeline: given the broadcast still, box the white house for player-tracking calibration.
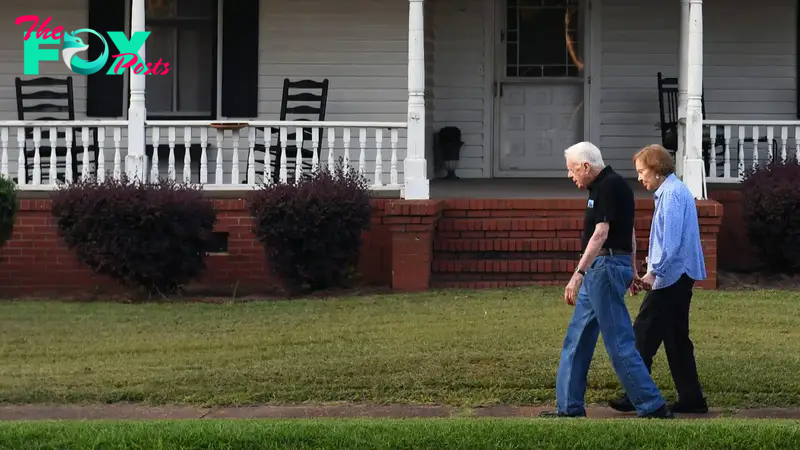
[0,0,797,200]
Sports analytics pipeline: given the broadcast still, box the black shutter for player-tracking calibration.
[86,0,126,117]
[221,0,259,118]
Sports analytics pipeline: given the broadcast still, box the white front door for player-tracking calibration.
[494,0,590,178]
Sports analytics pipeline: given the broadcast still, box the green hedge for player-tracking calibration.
[1,419,799,450]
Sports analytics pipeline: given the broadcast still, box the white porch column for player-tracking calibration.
[404,0,430,200]
[125,0,148,181]
[683,0,705,199]
[676,0,689,178]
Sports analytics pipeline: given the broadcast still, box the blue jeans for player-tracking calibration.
[555,255,666,416]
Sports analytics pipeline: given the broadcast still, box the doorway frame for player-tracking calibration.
[486,0,602,178]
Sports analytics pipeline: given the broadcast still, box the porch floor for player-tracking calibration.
[430,178,652,199]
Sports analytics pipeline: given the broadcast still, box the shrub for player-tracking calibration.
[50,176,217,296]
[741,158,800,273]
[0,175,18,248]
[248,165,372,292]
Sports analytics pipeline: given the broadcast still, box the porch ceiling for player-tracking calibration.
[430,179,652,199]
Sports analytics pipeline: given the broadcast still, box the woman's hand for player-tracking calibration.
[640,272,656,290]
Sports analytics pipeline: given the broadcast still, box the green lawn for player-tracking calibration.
[2,419,799,450]
[0,288,798,407]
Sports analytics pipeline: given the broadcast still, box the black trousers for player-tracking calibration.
[633,273,704,402]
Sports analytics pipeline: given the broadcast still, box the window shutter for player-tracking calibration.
[86,0,126,117]
[221,0,259,118]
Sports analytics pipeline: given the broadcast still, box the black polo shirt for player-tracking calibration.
[581,166,635,252]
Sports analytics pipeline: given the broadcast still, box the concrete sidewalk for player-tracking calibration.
[1,404,800,421]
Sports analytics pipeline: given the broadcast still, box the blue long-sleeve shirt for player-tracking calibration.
[647,174,707,290]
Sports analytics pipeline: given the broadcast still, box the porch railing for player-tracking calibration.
[145,121,407,192]
[0,120,128,189]
[703,120,800,182]
[0,120,407,194]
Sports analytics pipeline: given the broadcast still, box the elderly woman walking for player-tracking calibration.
[608,144,709,414]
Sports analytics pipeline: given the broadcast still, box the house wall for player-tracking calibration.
[431,0,490,178]
[599,0,797,176]
[1,0,795,182]
[428,0,797,178]
[1,0,411,185]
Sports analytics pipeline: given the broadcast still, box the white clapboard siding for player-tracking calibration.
[257,0,410,177]
[431,0,487,178]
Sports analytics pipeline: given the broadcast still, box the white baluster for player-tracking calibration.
[752,126,759,170]
[780,126,788,163]
[247,127,256,184]
[151,127,160,182]
[342,128,351,172]
[279,127,288,183]
[0,128,8,178]
[766,126,774,163]
[294,126,303,184]
[200,127,208,184]
[168,127,176,181]
[80,127,89,181]
[262,128,272,185]
[708,125,716,178]
[48,127,57,185]
[374,128,383,187]
[113,127,122,180]
[183,127,192,183]
[722,126,731,178]
[232,129,240,184]
[311,128,320,174]
[796,127,800,162]
[390,129,399,186]
[327,128,335,174]
[215,129,224,184]
[97,128,106,182]
[32,127,41,185]
[737,126,745,181]
[358,128,367,174]
[16,128,25,185]
[64,128,73,183]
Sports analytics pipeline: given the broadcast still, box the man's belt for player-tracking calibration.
[580,248,631,258]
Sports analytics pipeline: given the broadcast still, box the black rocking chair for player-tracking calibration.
[246,78,329,184]
[15,76,98,183]
[657,72,774,177]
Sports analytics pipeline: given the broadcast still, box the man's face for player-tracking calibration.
[566,159,591,189]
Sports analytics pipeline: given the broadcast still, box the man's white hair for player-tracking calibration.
[564,141,606,168]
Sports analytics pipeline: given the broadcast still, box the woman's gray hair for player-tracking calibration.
[564,141,606,169]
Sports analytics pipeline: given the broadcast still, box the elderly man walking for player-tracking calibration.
[539,142,673,419]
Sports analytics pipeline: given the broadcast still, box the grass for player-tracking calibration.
[1,419,799,449]
[0,287,798,407]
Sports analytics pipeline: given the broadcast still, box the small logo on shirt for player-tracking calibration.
[587,199,594,208]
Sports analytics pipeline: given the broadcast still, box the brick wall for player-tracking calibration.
[0,194,724,297]
[430,198,722,290]
[0,197,395,297]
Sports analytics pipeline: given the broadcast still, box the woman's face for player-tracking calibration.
[635,159,660,191]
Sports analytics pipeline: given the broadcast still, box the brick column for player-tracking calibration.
[387,200,443,291]
[695,199,723,289]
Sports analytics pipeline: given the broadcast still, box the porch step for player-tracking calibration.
[430,214,648,290]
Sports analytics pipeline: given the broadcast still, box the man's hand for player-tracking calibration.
[640,272,656,290]
[564,272,583,306]
[629,273,643,296]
